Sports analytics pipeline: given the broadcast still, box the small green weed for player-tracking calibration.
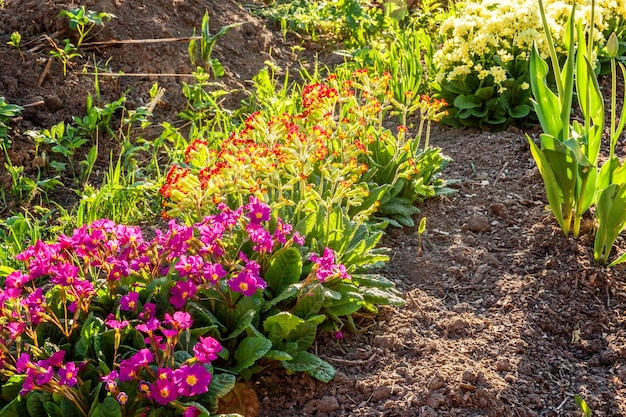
[188,12,241,78]
[0,96,23,149]
[48,38,81,77]
[7,31,24,62]
[58,6,115,47]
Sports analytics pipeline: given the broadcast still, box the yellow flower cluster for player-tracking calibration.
[435,0,626,86]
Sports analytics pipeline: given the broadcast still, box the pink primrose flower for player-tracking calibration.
[309,248,351,282]
[215,204,243,229]
[117,391,129,405]
[105,314,129,330]
[164,220,193,257]
[169,280,197,309]
[164,311,193,330]
[136,317,160,334]
[175,363,212,396]
[130,255,151,272]
[202,262,227,284]
[35,366,54,385]
[140,302,157,320]
[227,267,266,297]
[183,406,202,417]
[16,353,32,372]
[193,336,222,363]
[246,224,274,253]
[120,291,140,311]
[58,362,78,386]
[108,259,130,281]
[5,270,30,288]
[156,367,174,381]
[101,371,119,392]
[131,349,154,367]
[150,377,179,405]
[42,350,66,367]
[174,254,203,279]
[118,357,140,382]
[272,218,293,244]
[116,225,143,247]
[245,196,271,225]
[49,263,80,286]
[6,322,25,339]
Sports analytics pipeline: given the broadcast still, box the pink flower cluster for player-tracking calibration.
[16,351,79,395]
[0,196,350,412]
[309,247,351,282]
[100,336,221,406]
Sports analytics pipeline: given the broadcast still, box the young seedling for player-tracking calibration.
[574,395,592,417]
[417,217,427,256]
[58,6,115,47]
[48,38,81,77]
[7,31,24,62]
[188,12,241,78]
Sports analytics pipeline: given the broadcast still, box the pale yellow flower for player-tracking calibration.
[490,66,507,83]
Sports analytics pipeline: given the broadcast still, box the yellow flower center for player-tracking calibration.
[186,375,198,386]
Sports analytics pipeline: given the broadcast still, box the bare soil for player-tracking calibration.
[1,1,626,416]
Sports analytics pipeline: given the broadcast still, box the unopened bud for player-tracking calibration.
[607,32,619,59]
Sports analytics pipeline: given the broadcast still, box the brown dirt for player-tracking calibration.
[1,1,626,416]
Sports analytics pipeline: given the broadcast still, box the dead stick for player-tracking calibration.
[321,353,377,365]
[22,100,45,108]
[81,36,202,47]
[493,161,509,186]
[81,72,197,78]
[38,59,53,87]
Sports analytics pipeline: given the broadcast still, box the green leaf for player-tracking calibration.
[574,394,592,417]
[225,309,256,340]
[282,351,336,383]
[0,265,15,278]
[292,285,324,318]
[231,336,272,373]
[528,134,576,235]
[327,301,361,316]
[75,314,104,359]
[326,207,344,248]
[595,181,626,264]
[474,86,494,101]
[509,104,531,118]
[264,247,303,292]
[286,321,318,351]
[453,94,483,109]
[0,396,27,417]
[377,201,419,217]
[264,350,293,361]
[99,397,122,417]
[529,44,562,138]
[2,375,25,402]
[206,373,236,400]
[44,402,62,417]
[265,284,300,309]
[362,287,405,306]
[354,273,396,288]
[26,392,51,417]
[263,312,305,344]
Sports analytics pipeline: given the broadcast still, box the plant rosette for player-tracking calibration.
[160,70,449,230]
[0,197,402,416]
[433,0,626,128]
